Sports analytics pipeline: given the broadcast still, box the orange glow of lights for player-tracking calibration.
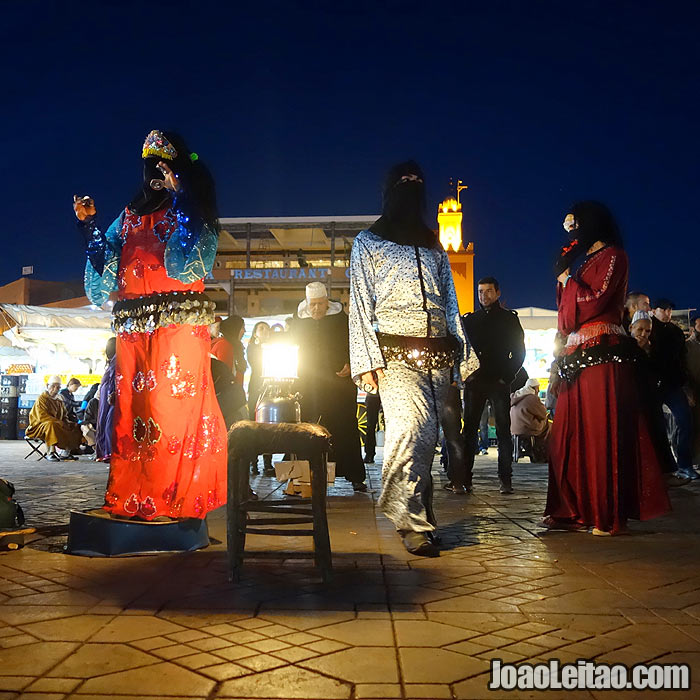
[437,197,463,252]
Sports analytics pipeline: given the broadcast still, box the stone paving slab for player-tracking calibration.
[0,440,699,699]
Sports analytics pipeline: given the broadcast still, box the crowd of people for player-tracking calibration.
[207,282,368,492]
[345,162,698,555]
[26,337,117,463]
[54,131,695,556]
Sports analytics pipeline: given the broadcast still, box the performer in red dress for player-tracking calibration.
[544,202,670,535]
[74,131,226,520]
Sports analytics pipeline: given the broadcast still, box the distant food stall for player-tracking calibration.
[0,304,113,378]
[0,304,114,439]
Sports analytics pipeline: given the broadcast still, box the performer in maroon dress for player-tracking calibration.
[544,202,670,535]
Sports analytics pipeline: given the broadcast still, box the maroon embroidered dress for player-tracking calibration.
[545,245,670,533]
[104,208,227,520]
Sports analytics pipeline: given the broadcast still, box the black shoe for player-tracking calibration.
[399,530,439,557]
[443,482,466,494]
[363,455,375,464]
[427,530,442,546]
[352,481,368,492]
[666,472,691,487]
[499,478,513,494]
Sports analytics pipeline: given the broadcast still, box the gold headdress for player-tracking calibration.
[142,130,178,160]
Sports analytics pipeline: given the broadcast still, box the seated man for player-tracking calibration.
[58,377,81,422]
[27,376,83,462]
[81,396,99,452]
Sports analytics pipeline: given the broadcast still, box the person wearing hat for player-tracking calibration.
[510,378,550,462]
[629,310,690,486]
[26,377,83,462]
[291,281,367,491]
[650,298,698,479]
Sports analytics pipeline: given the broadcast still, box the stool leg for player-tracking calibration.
[236,454,250,563]
[310,451,332,583]
[227,455,248,582]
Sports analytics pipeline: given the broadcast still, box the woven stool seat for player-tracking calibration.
[226,420,333,582]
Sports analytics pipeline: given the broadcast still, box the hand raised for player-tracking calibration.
[157,161,181,192]
[73,195,96,221]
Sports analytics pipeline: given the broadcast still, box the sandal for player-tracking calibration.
[443,482,471,494]
[541,516,587,532]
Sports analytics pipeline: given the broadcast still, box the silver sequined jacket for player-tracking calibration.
[348,229,467,384]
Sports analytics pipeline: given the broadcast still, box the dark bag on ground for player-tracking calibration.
[0,479,25,529]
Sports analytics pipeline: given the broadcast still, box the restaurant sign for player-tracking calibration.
[229,267,350,283]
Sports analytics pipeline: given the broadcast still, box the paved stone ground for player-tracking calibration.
[0,439,699,699]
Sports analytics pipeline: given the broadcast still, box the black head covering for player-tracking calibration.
[369,161,438,248]
[220,314,244,342]
[128,130,219,232]
[554,200,623,275]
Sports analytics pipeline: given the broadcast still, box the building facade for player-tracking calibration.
[207,214,474,316]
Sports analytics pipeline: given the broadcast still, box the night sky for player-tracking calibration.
[3,0,699,310]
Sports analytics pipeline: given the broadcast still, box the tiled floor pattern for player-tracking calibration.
[0,440,699,699]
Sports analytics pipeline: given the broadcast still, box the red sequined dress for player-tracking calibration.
[545,245,670,533]
[104,207,226,520]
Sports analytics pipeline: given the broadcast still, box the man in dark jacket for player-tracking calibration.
[650,298,699,480]
[461,277,525,493]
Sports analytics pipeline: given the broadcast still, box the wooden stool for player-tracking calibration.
[227,420,332,583]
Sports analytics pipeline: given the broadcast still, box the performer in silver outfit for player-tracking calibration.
[349,161,467,556]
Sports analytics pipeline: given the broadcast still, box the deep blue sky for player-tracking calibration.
[2,0,698,309]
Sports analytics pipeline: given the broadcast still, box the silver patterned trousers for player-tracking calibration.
[378,361,450,532]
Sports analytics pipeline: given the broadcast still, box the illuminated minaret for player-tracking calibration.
[437,180,474,313]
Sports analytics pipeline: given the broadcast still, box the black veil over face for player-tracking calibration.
[369,161,438,248]
[570,201,623,251]
[554,200,623,275]
[128,157,172,215]
[128,131,220,233]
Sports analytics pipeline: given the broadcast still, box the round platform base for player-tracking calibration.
[65,509,210,557]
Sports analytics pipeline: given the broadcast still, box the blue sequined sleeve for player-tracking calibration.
[83,212,124,306]
[163,190,218,283]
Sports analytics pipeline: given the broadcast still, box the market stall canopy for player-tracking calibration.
[0,304,111,330]
[0,304,113,361]
[514,307,559,331]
